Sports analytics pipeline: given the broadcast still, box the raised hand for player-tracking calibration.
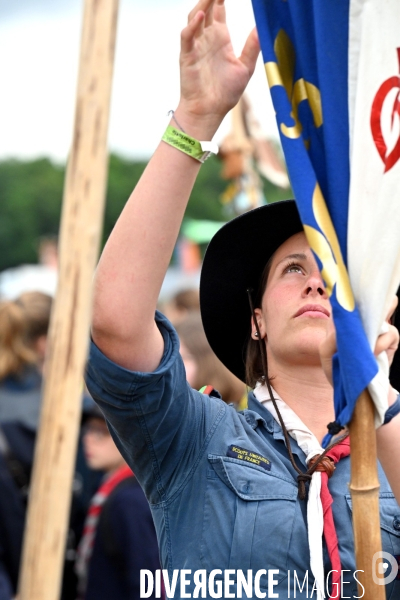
[177,0,260,137]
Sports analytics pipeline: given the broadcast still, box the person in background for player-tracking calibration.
[75,401,161,600]
[0,567,13,600]
[160,288,200,326]
[175,311,247,408]
[0,453,23,600]
[0,291,52,599]
[0,291,51,427]
[0,291,96,600]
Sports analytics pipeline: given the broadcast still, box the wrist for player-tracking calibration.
[173,103,223,141]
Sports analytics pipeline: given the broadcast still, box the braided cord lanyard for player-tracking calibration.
[246,289,347,500]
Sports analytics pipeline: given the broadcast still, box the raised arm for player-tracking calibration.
[91,0,259,372]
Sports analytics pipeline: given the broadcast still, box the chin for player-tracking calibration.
[295,324,328,345]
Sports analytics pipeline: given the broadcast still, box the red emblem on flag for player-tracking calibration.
[370,48,400,173]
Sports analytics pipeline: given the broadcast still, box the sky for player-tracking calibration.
[0,0,279,164]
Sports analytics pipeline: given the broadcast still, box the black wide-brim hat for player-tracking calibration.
[200,200,303,383]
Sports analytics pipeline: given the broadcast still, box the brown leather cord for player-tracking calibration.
[246,289,349,500]
[307,455,336,477]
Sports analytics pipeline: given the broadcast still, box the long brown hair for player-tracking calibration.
[0,291,52,380]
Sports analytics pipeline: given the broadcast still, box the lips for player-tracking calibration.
[294,304,330,318]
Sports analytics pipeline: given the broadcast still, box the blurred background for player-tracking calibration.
[1,3,399,599]
[0,0,292,302]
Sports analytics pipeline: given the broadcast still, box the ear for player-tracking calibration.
[251,308,267,340]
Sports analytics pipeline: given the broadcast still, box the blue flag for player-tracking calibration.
[251,0,400,445]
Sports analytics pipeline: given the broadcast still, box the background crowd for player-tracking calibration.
[0,272,252,600]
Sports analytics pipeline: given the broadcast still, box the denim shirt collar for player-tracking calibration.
[246,393,274,432]
[246,391,308,468]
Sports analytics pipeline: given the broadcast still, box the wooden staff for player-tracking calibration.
[348,388,386,600]
[18,0,119,598]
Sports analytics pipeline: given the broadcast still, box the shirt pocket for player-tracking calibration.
[345,492,400,600]
[200,454,298,582]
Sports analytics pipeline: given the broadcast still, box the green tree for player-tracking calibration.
[0,158,64,271]
[0,155,291,272]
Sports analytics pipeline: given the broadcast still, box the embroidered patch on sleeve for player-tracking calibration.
[227,445,271,471]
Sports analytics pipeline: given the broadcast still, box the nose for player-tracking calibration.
[302,269,328,298]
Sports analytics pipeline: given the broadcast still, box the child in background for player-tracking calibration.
[75,401,160,600]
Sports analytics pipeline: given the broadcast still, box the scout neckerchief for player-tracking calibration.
[75,463,133,598]
[254,383,350,600]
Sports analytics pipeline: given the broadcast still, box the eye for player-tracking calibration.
[283,261,303,274]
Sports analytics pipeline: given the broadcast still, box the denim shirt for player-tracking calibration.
[85,312,400,599]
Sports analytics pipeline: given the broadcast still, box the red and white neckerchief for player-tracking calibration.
[75,464,133,598]
[254,383,350,600]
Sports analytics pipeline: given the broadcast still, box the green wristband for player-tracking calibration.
[162,125,218,163]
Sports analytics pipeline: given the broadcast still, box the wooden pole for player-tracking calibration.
[348,388,386,600]
[18,1,119,598]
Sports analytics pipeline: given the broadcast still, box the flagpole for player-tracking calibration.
[18,0,119,598]
[348,388,386,600]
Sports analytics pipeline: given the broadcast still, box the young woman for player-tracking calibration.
[85,0,400,597]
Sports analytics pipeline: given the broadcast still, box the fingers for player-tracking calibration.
[183,0,222,50]
[204,0,215,27]
[187,0,220,26]
[188,0,225,25]
[188,0,212,22]
[239,28,260,76]
[374,324,399,365]
[196,12,206,39]
[212,0,226,25]
[181,10,205,53]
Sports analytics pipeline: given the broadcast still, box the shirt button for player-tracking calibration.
[393,517,400,531]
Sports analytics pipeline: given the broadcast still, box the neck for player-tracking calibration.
[267,361,335,444]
